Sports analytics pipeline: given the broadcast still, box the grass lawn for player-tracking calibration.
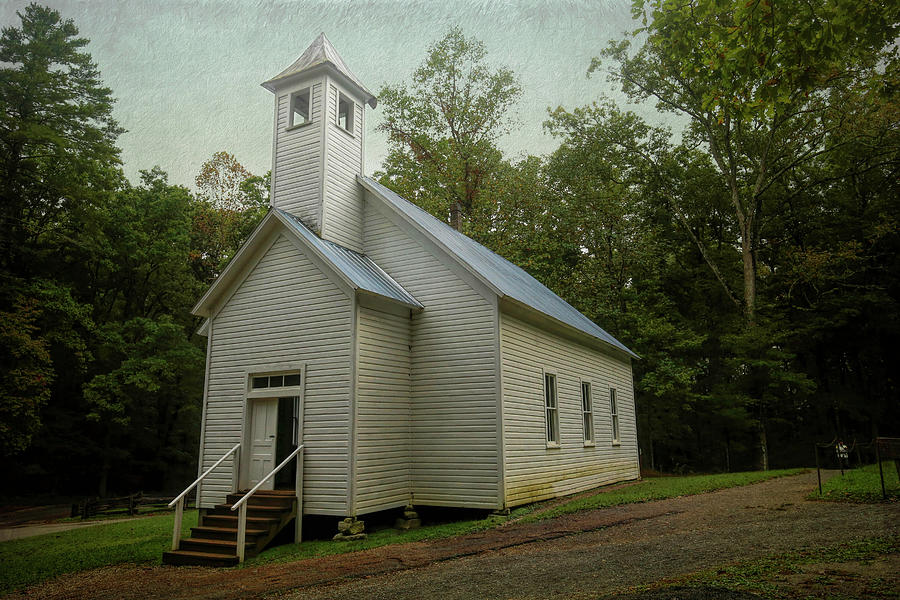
[811,462,900,503]
[0,468,803,593]
[0,510,197,594]
[515,468,806,523]
[666,534,900,599]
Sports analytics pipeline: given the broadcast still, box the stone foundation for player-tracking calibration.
[333,517,367,541]
[394,504,421,530]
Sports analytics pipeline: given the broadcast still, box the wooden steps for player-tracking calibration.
[163,489,296,567]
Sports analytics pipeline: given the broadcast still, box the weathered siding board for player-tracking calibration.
[354,305,412,514]
[272,80,324,228]
[364,197,500,508]
[500,313,639,506]
[322,84,364,252]
[199,233,352,514]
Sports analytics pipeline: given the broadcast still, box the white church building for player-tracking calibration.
[168,33,639,565]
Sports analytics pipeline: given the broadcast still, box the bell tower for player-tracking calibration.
[262,33,376,252]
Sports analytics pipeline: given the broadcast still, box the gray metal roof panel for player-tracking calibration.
[360,176,637,358]
[277,209,422,309]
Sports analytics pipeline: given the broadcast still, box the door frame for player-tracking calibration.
[239,363,306,490]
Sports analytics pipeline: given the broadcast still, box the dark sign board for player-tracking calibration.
[876,437,900,460]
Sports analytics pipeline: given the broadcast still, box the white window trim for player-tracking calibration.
[581,379,595,447]
[287,87,312,130]
[246,368,304,399]
[610,387,620,446]
[336,90,354,135]
[543,369,560,449]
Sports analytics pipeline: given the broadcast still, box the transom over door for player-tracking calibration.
[248,398,278,489]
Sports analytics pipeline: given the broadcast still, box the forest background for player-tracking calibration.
[1,0,897,497]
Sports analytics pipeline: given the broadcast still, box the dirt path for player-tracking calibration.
[8,472,898,600]
[0,505,148,542]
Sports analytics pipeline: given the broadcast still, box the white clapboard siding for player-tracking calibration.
[199,233,353,515]
[354,305,412,514]
[322,83,364,252]
[500,313,639,507]
[364,198,500,508]
[272,80,324,228]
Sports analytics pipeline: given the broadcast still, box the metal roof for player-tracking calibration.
[359,176,638,358]
[276,209,422,309]
[261,32,376,107]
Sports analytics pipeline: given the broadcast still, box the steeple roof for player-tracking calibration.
[262,32,377,107]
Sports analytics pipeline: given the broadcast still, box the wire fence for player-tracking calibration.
[813,437,900,499]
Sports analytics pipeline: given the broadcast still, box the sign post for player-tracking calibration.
[875,437,900,501]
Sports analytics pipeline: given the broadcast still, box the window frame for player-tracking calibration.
[543,370,560,448]
[336,91,354,134]
[581,380,595,446]
[288,87,312,130]
[247,370,303,398]
[609,387,620,445]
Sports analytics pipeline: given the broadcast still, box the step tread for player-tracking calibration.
[165,549,238,559]
[191,526,269,536]
[205,513,282,521]
[236,489,295,496]
[183,538,255,548]
[216,504,290,512]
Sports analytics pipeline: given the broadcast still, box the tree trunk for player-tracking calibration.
[449,201,462,231]
[758,421,769,472]
[741,226,756,323]
[724,429,731,473]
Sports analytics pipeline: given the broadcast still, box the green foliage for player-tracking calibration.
[0,291,52,455]
[0,3,123,273]
[84,316,204,428]
[813,463,900,503]
[0,510,198,594]
[377,27,522,230]
[550,0,900,470]
[190,153,269,283]
[598,0,899,319]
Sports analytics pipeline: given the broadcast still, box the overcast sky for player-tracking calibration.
[2,0,671,190]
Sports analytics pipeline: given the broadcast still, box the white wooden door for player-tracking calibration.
[248,398,278,489]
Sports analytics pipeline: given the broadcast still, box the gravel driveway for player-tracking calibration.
[9,472,898,600]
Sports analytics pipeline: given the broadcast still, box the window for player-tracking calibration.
[582,382,594,444]
[337,92,354,133]
[289,87,311,128]
[251,372,301,390]
[610,388,620,444]
[544,372,559,446]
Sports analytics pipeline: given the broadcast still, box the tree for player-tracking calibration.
[195,151,254,211]
[588,0,898,468]
[0,4,121,459]
[84,316,204,495]
[598,0,898,323]
[377,27,522,231]
[0,3,123,275]
[543,103,710,471]
[0,294,52,455]
[190,152,269,283]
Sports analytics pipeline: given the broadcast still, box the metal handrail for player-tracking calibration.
[169,442,241,551]
[231,444,304,562]
[169,442,241,508]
